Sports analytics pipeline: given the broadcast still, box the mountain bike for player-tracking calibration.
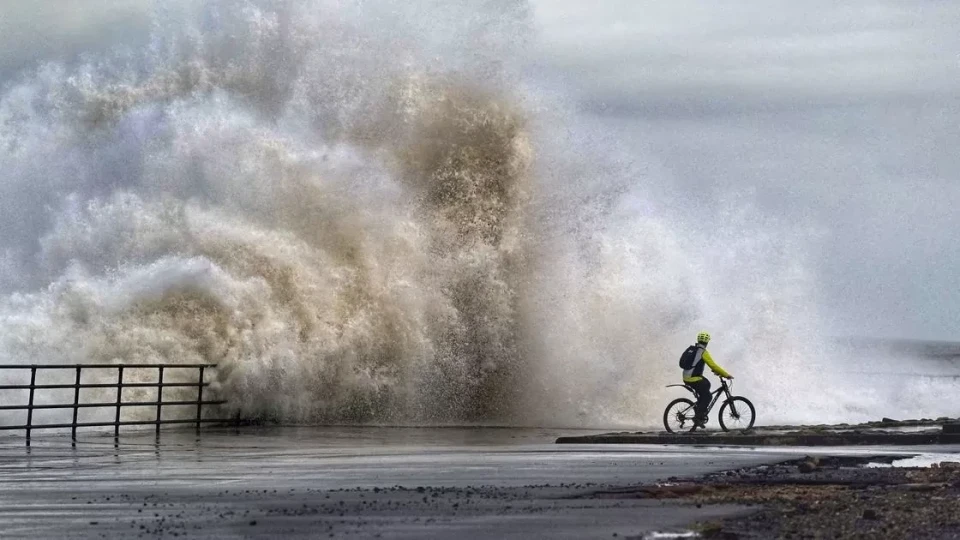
[662,378,755,433]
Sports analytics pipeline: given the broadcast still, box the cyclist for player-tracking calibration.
[679,332,733,428]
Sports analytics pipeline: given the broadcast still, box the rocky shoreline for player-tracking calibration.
[590,455,960,539]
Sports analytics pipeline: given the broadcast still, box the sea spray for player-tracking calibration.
[1,0,952,429]
[0,1,536,425]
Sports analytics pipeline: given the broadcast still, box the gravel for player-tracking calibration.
[589,455,960,539]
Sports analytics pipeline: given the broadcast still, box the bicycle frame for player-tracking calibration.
[667,378,734,415]
[704,379,733,414]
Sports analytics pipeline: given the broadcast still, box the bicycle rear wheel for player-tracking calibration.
[718,396,756,432]
[663,398,697,433]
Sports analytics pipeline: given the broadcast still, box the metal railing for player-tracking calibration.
[0,364,231,445]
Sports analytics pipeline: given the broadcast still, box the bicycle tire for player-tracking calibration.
[718,396,756,432]
[663,397,697,433]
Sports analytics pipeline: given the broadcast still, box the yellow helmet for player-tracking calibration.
[696,331,711,344]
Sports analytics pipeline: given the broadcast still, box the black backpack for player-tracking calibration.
[678,345,698,369]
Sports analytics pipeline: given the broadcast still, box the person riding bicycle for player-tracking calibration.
[679,332,733,428]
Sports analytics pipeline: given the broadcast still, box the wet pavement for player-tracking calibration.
[0,427,950,539]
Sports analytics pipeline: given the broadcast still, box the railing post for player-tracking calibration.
[114,366,124,438]
[0,363,226,442]
[155,366,164,437]
[195,366,205,432]
[72,367,82,441]
[25,366,37,446]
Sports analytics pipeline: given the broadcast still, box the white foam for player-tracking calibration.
[867,454,960,468]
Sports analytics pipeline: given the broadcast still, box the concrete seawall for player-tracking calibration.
[557,418,960,445]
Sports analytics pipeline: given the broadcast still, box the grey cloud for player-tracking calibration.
[528,0,960,339]
[531,0,960,107]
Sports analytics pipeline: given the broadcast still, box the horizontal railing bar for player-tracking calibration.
[0,363,229,443]
[0,382,209,390]
[0,419,234,431]
[0,400,226,411]
[0,364,217,369]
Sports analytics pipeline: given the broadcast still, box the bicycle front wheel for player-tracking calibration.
[663,398,697,433]
[718,396,756,432]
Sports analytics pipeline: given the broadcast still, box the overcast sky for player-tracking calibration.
[1,0,957,341]
[528,0,960,340]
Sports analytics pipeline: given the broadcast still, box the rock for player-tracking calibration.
[863,509,881,520]
[798,457,820,473]
[881,417,898,424]
[937,461,960,469]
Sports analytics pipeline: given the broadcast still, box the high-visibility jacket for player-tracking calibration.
[682,344,731,383]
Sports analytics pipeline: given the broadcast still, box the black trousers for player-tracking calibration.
[687,378,711,419]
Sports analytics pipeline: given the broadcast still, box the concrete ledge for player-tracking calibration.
[556,418,960,446]
[942,433,960,445]
[556,431,945,446]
